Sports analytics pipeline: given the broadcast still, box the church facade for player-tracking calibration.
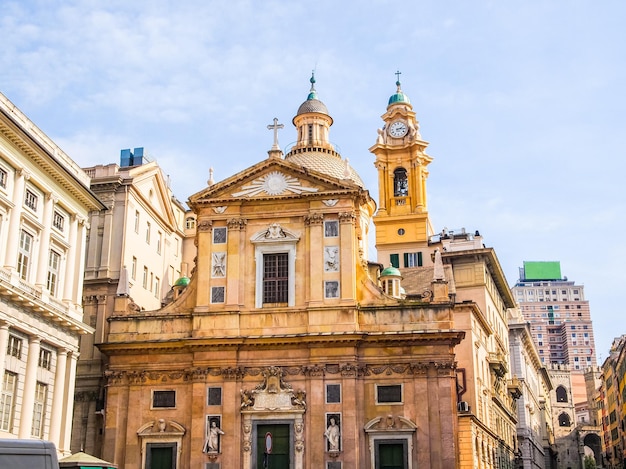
[96,76,522,468]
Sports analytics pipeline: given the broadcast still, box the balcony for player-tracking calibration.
[488,352,508,378]
[0,266,91,334]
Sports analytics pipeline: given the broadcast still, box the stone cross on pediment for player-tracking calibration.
[267,117,284,151]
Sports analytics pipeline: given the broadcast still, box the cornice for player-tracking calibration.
[98,329,466,355]
[104,360,458,385]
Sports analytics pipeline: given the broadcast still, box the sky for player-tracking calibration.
[1,0,624,360]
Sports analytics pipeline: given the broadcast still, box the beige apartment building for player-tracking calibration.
[0,92,104,455]
[71,150,190,456]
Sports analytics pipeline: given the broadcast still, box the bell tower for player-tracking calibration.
[370,74,433,268]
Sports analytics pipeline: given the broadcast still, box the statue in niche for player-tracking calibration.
[203,419,225,453]
[324,415,340,452]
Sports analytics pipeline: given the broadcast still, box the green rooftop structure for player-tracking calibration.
[522,261,562,281]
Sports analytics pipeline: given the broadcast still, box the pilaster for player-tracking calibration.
[18,336,41,439]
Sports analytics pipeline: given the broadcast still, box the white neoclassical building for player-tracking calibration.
[0,92,104,455]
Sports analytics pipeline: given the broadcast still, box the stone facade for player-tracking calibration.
[96,78,469,468]
[0,91,103,455]
[71,155,190,455]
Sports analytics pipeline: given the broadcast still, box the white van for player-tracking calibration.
[0,439,59,469]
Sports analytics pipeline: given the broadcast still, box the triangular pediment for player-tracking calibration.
[189,158,360,205]
[128,162,179,228]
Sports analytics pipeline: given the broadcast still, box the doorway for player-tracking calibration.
[255,423,291,469]
[146,442,176,469]
[375,440,408,469]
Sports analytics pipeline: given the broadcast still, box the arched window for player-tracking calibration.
[393,168,408,197]
[558,412,571,427]
[556,385,568,403]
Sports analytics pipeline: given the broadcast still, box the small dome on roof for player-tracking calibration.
[380,265,402,277]
[174,276,190,287]
[296,73,329,116]
[388,79,411,106]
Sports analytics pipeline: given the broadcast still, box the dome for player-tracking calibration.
[388,79,411,106]
[296,74,329,116]
[173,276,190,287]
[284,152,365,187]
[296,98,329,116]
[380,265,402,277]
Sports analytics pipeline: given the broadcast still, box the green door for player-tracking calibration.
[256,424,290,469]
[146,443,175,469]
[377,441,407,469]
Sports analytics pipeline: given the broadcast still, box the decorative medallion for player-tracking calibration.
[232,171,319,197]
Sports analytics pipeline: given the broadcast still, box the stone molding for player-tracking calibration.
[104,361,456,385]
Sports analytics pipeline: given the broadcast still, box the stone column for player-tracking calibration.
[0,323,9,378]
[226,218,246,307]
[4,169,27,269]
[60,352,78,454]
[35,193,56,289]
[339,212,356,301]
[72,218,88,306]
[375,162,387,212]
[195,219,213,307]
[304,214,324,303]
[18,336,41,438]
[48,348,68,447]
[62,215,78,302]
[427,364,443,469]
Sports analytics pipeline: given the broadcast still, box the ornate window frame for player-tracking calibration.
[251,224,300,308]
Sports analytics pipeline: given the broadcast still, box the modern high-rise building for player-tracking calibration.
[512,261,597,404]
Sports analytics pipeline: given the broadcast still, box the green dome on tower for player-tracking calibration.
[388,71,411,106]
[380,265,402,277]
[388,81,411,106]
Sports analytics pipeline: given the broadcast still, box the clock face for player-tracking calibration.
[388,120,408,138]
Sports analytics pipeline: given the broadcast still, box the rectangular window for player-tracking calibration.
[0,167,6,188]
[211,287,225,304]
[152,390,176,408]
[143,266,148,289]
[326,384,341,404]
[134,211,140,233]
[324,221,339,238]
[324,281,340,299]
[24,189,38,211]
[213,227,227,244]
[38,349,51,370]
[157,231,162,254]
[0,371,16,432]
[403,252,423,267]
[145,222,151,244]
[154,277,160,297]
[376,384,403,404]
[31,382,47,438]
[7,335,22,359]
[263,253,288,303]
[52,211,64,231]
[131,257,137,280]
[207,387,222,406]
[47,250,61,296]
[17,230,33,281]
[389,254,399,268]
